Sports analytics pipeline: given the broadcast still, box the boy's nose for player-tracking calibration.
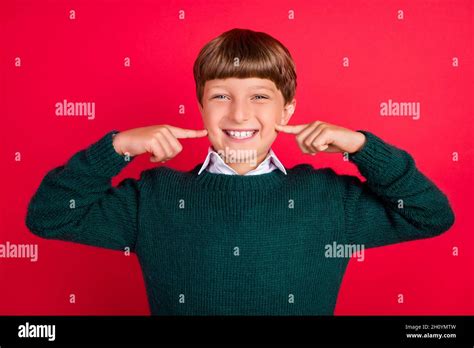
[229,104,251,123]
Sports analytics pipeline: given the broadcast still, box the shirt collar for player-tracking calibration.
[197,146,287,176]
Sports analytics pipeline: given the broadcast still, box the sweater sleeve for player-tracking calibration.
[340,130,455,249]
[25,131,141,252]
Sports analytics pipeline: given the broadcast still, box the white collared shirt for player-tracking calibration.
[197,147,287,176]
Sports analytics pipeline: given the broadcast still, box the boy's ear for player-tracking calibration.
[280,99,296,125]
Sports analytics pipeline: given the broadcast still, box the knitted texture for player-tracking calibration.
[26,131,455,315]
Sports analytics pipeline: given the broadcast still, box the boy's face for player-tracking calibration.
[198,77,296,164]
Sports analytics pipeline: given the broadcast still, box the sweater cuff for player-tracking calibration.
[348,130,413,184]
[85,131,134,178]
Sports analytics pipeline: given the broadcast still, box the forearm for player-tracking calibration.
[345,131,454,244]
[25,131,139,249]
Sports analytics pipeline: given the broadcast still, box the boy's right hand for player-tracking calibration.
[112,125,208,162]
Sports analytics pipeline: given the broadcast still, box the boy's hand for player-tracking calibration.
[112,125,208,162]
[275,121,366,155]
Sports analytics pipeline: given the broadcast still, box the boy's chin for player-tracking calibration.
[213,143,271,161]
[212,142,266,151]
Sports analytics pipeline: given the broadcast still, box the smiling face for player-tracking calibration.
[198,77,296,168]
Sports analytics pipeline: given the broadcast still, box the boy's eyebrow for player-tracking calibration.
[249,85,276,92]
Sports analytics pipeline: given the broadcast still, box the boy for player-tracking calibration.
[26,28,455,315]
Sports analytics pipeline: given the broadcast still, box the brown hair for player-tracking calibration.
[193,28,297,106]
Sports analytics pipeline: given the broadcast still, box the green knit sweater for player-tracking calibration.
[25,130,455,315]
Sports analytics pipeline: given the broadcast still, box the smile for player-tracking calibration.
[222,129,259,140]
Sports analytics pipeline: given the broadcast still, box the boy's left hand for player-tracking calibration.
[275,121,366,155]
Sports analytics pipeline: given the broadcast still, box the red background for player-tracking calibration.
[0,0,472,315]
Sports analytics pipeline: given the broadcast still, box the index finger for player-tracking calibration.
[275,123,308,134]
[166,126,208,139]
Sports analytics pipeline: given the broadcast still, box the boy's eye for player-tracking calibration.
[213,95,229,100]
[211,94,269,101]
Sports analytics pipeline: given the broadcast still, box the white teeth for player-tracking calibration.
[226,130,256,139]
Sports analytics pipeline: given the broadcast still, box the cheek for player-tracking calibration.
[202,113,221,134]
[259,110,280,137]
[260,129,277,145]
